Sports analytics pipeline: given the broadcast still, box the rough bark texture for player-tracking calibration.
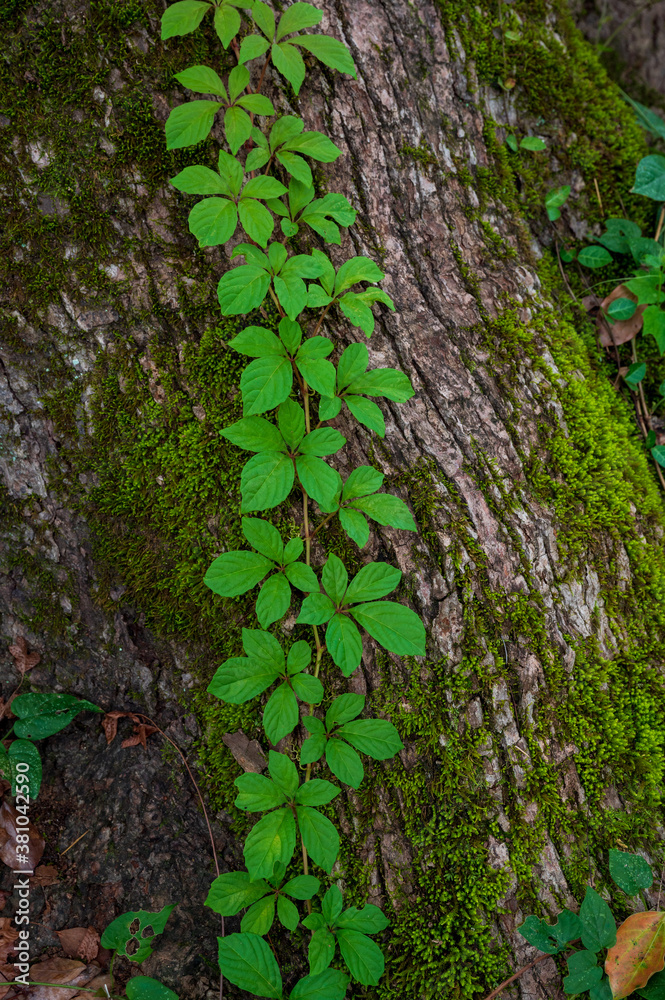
[2,1,665,998]
[574,0,665,98]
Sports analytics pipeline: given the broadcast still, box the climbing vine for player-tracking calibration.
[158,1,423,997]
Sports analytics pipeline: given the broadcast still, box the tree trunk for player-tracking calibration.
[2,1,665,998]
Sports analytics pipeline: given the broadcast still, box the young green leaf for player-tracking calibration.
[238,199,276,247]
[171,165,231,195]
[346,368,414,402]
[607,298,637,321]
[206,872,270,916]
[218,265,271,314]
[339,507,370,548]
[241,452,295,511]
[175,65,228,97]
[345,395,385,436]
[351,602,426,657]
[263,682,299,744]
[344,562,401,603]
[188,198,238,246]
[239,35,271,64]
[325,614,363,677]
[204,550,273,597]
[644,306,665,354]
[326,694,365,728]
[520,136,546,151]
[342,465,383,499]
[336,719,404,759]
[235,772,288,812]
[276,2,322,40]
[271,41,307,94]
[165,101,222,149]
[244,808,296,879]
[293,35,357,79]
[162,1,211,40]
[545,185,570,221]
[241,895,276,935]
[214,4,241,47]
[225,106,253,154]
[335,257,384,295]
[297,806,340,872]
[256,573,292,628]
[352,493,417,532]
[217,933,283,999]
[322,553,348,603]
[240,355,293,414]
[207,655,281,703]
[577,245,613,269]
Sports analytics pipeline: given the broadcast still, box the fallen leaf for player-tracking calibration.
[56,927,100,963]
[0,970,10,1000]
[0,799,44,870]
[32,865,59,887]
[70,973,112,1000]
[582,293,601,312]
[223,731,267,773]
[599,284,645,347]
[606,911,665,999]
[0,920,18,964]
[8,638,40,676]
[101,711,128,746]
[121,723,158,749]
[26,958,99,1000]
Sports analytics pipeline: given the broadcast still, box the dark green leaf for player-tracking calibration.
[290,969,349,1000]
[563,950,602,995]
[609,848,653,895]
[297,593,336,625]
[308,928,336,975]
[326,694,365,728]
[269,749,299,797]
[286,562,320,592]
[607,298,637,321]
[287,640,312,674]
[291,673,324,703]
[235,772,288,812]
[204,550,273,597]
[277,894,300,930]
[241,895,276,935]
[624,362,647,390]
[241,452,295,512]
[125,976,179,1000]
[590,978,614,1000]
[162,1,210,40]
[322,885,343,922]
[345,562,401,604]
[577,246,613,269]
[336,904,389,934]
[256,573,292,628]
[263,682,300,744]
[326,738,363,788]
[9,740,42,798]
[518,915,560,954]
[579,887,617,952]
[336,929,384,985]
[205,872,270,916]
[300,733,327,765]
[322,553,348,603]
[207,656,280,703]
[101,905,175,963]
[632,154,665,201]
[283,537,305,564]
[217,933,282,998]
[644,305,665,354]
[244,808,296,879]
[282,875,321,900]
[296,456,342,508]
[297,806,340,872]
[552,909,583,947]
[12,693,102,740]
[296,778,339,807]
[325,614,363,677]
[637,969,665,1000]
[242,516,284,562]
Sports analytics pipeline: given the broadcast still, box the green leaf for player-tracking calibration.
[240,356,292,415]
[644,306,665,354]
[286,562,320,592]
[271,115,305,150]
[238,94,276,116]
[242,517,284,562]
[274,274,307,319]
[352,493,416,532]
[102,905,175,963]
[243,176,288,200]
[632,154,665,201]
[263,682,300,744]
[126,977,179,1000]
[325,614,363,677]
[12,693,102,740]
[284,132,342,163]
[162,1,211,39]
[337,904,389,934]
[253,0,275,38]
[300,428,346,457]
[221,416,283,452]
[339,508,369,548]
[520,136,547,151]
[551,910,583,947]
[235,772,288,811]
[204,550,273,597]
[322,886,344,922]
[345,395,385,436]
[277,894,300,930]
[591,978,614,1000]
[291,673,324,703]
[297,358,337,397]
[607,297,637,321]
[287,640,312,673]
[218,149,245,194]
[241,453,295,512]
[342,465,383,499]
[296,456,342,509]
[326,738,363,788]
[9,740,42,798]
[272,40,307,94]
[563,950,602,995]
[345,562,400,604]
[175,64,228,97]
[278,398,305,449]
[318,396,342,421]
[206,872,270,916]
[290,969,350,1000]
[276,2,322,40]
[351,602,426,657]
[170,164,231,196]
[322,553,348,603]
[244,808,296,879]
[297,806,340,872]
[257,574,292,628]
[346,368,414,402]
[577,245,613,269]
[297,593,336,625]
[246,146,271,171]
[239,33,271,63]
[545,185,570,221]
[326,694,365,728]
[335,258,383,296]
[505,133,518,152]
[609,848,653,895]
[301,732,327,765]
[626,275,665,305]
[624,362,647,390]
[217,933,282,999]
[218,265,271,315]
[637,970,665,1000]
[225,106,253,155]
[337,293,375,336]
[238,199,275,248]
[622,92,665,142]
[214,4,241,47]
[278,317,302,354]
[283,875,321,900]
[518,915,560,954]
[337,719,404,759]
[336,929,384,986]
[294,35,356,78]
[579,887,617,952]
[243,627,286,669]
[308,928,336,975]
[165,100,221,149]
[188,198,237,246]
[241,895,276,935]
[207,656,280,703]
[296,779,340,807]
[278,150,313,185]
[269,748,299,796]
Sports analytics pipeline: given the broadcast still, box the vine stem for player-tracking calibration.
[480,952,554,1000]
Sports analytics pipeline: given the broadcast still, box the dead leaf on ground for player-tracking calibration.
[0,800,44,870]
[101,711,127,746]
[121,722,158,749]
[25,959,99,1000]
[598,284,646,347]
[581,293,601,312]
[0,920,18,965]
[606,911,665,999]
[8,638,40,676]
[32,865,59,887]
[56,927,100,963]
[223,731,267,773]
[0,969,11,1000]
[70,973,111,1000]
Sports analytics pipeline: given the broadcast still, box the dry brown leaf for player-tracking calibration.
[223,731,267,773]
[581,293,600,312]
[32,865,59,887]
[121,722,158,749]
[598,284,646,347]
[56,927,100,963]
[25,958,95,1000]
[101,711,128,746]
[0,920,18,965]
[8,638,40,676]
[606,911,665,999]
[70,973,111,1000]
[0,799,44,870]
[0,969,10,1000]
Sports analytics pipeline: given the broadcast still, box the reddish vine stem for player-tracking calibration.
[480,952,555,1000]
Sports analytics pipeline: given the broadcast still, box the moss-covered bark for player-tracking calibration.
[2,2,665,999]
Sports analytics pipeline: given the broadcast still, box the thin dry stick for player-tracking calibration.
[61,828,90,856]
[656,205,665,242]
[593,177,604,216]
[481,952,555,1000]
[554,240,579,304]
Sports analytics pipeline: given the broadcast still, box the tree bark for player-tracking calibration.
[2,1,665,998]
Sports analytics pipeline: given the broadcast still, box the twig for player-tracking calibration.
[593,177,604,217]
[481,952,555,1000]
[656,206,665,242]
[554,240,579,303]
[61,829,90,856]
